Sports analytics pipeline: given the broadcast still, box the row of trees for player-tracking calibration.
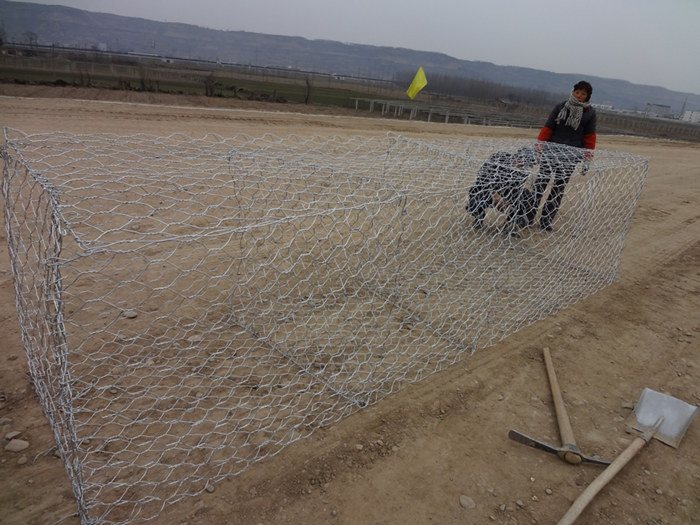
[395,71,560,108]
[0,18,38,48]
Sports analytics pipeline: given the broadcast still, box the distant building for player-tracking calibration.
[645,103,672,117]
[680,110,700,124]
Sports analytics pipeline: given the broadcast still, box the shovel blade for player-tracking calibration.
[626,388,698,448]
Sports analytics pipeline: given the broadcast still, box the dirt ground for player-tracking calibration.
[0,87,698,525]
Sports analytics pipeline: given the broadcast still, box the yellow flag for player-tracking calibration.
[406,67,427,99]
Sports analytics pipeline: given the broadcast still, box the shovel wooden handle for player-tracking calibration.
[558,422,660,525]
[557,435,647,524]
[543,348,581,464]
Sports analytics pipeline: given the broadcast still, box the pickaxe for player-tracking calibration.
[508,347,610,466]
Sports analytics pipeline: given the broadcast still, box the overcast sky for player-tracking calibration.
[16,0,700,95]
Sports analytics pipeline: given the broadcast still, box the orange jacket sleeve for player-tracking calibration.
[537,126,553,142]
[583,132,597,150]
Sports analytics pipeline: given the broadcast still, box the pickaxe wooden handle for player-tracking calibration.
[543,347,583,465]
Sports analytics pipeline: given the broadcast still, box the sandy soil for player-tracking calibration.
[1,88,699,525]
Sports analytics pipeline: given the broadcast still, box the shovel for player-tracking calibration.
[557,388,697,525]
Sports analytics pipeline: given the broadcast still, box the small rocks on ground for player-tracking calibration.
[459,495,476,509]
[4,439,29,452]
[5,430,22,440]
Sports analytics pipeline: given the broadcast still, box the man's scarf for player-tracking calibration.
[555,93,591,130]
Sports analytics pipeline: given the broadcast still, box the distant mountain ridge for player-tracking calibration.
[1,0,699,113]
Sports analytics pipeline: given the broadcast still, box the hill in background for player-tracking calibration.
[1,0,699,113]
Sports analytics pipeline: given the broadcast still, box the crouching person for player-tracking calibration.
[466,146,537,230]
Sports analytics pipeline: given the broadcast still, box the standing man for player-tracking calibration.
[532,81,597,231]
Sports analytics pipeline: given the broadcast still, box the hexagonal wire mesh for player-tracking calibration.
[1,128,647,524]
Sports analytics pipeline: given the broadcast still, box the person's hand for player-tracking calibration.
[581,150,594,175]
[534,141,546,154]
[493,192,506,212]
[581,160,591,176]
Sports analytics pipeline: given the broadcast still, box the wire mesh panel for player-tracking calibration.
[1,129,648,524]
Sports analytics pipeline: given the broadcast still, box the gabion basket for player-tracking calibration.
[1,129,648,524]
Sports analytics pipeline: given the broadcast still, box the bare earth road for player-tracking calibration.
[0,87,699,525]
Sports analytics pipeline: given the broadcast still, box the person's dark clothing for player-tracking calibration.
[538,102,597,149]
[533,103,597,227]
[530,144,584,226]
[467,151,533,226]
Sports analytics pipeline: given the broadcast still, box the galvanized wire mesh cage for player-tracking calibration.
[1,129,648,524]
